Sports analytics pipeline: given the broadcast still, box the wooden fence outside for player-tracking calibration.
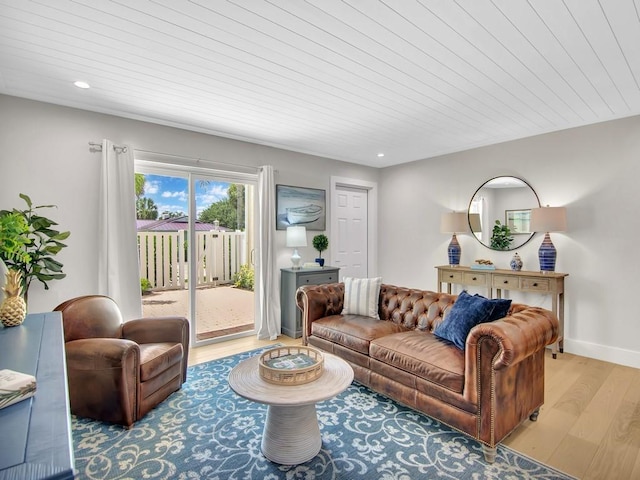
[138,230,247,290]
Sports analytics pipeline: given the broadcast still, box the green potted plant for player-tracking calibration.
[0,212,31,265]
[312,234,329,267]
[0,212,32,325]
[0,193,70,301]
[490,220,513,250]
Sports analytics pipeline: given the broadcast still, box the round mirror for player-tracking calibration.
[468,176,540,251]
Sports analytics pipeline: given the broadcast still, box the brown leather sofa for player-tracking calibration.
[297,283,559,462]
[54,295,189,427]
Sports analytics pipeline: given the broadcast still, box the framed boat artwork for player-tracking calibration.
[276,185,326,231]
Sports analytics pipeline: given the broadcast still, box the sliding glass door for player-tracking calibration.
[192,175,255,343]
[135,162,256,347]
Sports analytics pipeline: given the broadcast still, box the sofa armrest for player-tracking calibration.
[466,306,559,370]
[296,283,344,344]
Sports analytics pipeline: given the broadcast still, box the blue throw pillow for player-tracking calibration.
[474,294,512,321]
[434,290,495,349]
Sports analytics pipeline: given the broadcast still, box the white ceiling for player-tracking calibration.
[1,1,639,168]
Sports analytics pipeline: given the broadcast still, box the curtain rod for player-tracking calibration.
[134,148,262,173]
[88,141,128,153]
[89,144,272,173]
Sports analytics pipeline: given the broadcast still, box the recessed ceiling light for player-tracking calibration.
[74,81,90,89]
[377,153,385,157]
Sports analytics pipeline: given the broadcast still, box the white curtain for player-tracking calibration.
[257,165,280,339]
[98,139,142,320]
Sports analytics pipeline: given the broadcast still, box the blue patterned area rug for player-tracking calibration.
[72,347,575,480]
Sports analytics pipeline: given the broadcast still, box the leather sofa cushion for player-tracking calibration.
[370,331,465,393]
[139,343,184,382]
[311,315,408,354]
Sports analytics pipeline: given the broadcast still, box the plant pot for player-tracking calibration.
[315,258,325,267]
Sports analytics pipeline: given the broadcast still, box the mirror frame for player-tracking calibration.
[468,176,540,251]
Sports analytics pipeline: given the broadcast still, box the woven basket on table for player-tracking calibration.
[259,346,324,385]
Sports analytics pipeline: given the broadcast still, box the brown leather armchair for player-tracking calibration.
[54,295,189,427]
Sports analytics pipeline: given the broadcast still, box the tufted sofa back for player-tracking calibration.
[379,285,457,333]
[297,282,526,340]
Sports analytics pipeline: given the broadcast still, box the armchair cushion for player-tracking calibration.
[139,343,184,382]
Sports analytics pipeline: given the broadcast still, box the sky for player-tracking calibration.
[142,174,230,217]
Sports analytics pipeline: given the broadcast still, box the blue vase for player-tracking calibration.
[510,252,523,271]
[538,233,557,272]
[447,233,461,266]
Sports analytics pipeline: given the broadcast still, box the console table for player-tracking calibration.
[436,265,568,358]
[0,312,75,479]
[281,267,340,338]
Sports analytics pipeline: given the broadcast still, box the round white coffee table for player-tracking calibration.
[228,351,353,465]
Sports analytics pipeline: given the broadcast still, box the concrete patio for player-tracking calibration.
[141,285,255,340]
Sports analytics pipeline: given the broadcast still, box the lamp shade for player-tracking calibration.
[440,212,468,233]
[286,226,307,247]
[530,207,567,233]
[468,213,482,233]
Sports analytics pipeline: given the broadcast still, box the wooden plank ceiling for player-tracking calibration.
[0,0,639,167]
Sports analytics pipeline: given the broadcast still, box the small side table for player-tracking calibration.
[280,266,340,338]
[228,352,353,465]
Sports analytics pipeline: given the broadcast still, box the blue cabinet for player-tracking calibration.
[280,267,340,338]
[0,312,75,480]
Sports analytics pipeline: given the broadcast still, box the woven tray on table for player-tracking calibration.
[259,346,324,385]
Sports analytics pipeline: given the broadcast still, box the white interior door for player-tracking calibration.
[333,185,368,278]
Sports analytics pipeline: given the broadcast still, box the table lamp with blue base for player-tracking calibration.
[530,206,567,273]
[440,211,469,267]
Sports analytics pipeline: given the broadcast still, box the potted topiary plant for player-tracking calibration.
[312,234,329,267]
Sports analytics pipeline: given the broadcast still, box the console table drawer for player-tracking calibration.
[521,277,550,292]
[463,272,488,286]
[440,270,463,283]
[493,275,519,289]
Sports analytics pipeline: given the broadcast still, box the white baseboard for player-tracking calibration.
[563,338,640,369]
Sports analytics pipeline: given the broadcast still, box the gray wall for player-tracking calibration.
[378,114,640,367]
[2,94,639,368]
[0,95,378,314]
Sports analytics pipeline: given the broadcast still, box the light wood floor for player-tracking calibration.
[190,337,640,479]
